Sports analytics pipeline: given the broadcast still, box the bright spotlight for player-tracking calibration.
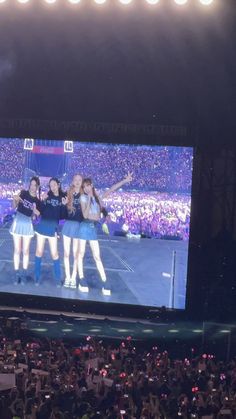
[44,0,57,4]
[174,0,188,5]
[199,0,214,5]
[0,0,7,3]
[94,0,106,4]
[17,0,30,3]
[119,0,133,5]
[68,0,81,3]
[146,0,160,4]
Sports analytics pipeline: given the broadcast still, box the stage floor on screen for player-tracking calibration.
[0,228,188,309]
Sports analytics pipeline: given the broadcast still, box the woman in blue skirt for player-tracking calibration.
[34,178,67,286]
[9,176,41,285]
[62,174,83,289]
[78,173,133,296]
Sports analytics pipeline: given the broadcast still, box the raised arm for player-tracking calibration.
[101,172,133,200]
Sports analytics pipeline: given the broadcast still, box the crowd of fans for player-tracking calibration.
[0,139,192,239]
[0,332,235,419]
[0,139,25,182]
[0,183,190,239]
[103,192,190,240]
[0,184,20,226]
[0,139,193,193]
[70,143,193,193]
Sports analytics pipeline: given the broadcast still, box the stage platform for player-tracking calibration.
[0,227,188,309]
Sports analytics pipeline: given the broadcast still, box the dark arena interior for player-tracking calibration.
[0,1,236,418]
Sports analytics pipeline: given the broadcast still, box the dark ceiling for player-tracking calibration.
[0,0,235,140]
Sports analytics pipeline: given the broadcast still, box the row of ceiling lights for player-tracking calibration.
[0,0,215,5]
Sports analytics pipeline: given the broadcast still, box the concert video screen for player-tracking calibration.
[0,138,193,309]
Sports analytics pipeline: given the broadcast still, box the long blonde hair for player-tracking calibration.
[67,174,83,214]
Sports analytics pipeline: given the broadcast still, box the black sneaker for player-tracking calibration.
[13,271,20,285]
[20,270,27,286]
[78,278,89,293]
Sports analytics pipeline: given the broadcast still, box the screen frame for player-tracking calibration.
[0,135,195,321]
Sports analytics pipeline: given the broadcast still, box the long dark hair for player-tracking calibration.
[48,177,64,197]
[82,178,102,211]
[29,176,40,198]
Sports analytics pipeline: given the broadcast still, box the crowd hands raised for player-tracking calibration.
[0,140,192,194]
[0,334,235,419]
[70,144,192,193]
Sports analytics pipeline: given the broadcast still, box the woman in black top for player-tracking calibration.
[62,173,83,289]
[34,177,67,286]
[9,176,41,285]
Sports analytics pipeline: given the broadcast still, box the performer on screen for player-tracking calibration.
[9,177,41,285]
[62,174,83,289]
[78,172,133,296]
[34,177,67,286]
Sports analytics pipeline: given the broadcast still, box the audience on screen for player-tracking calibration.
[0,140,192,240]
[0,140,192,193]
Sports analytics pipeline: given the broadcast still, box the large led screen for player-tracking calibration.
[0,138,193,309]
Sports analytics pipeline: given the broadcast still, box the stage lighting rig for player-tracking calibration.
[0,0,216,9]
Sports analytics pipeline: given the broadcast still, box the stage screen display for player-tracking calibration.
[0,138,193,309]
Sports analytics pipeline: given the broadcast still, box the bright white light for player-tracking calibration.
[199,0,214,5]
[174,0,188,5]
[44,0,57,4]
[89,328,102,332]
[30,328,48,332]
[94,0,106,4]
[0,0,7,4]
[119,0,133,5]
[68,0,81,3]
[146,0,160,4]
[17,0,30,3]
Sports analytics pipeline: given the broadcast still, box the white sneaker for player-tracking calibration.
[78,278,89,293]
[102,279,111,296]
[64,277,71,288]
[102,287,111,296]
[70,279,77,289]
